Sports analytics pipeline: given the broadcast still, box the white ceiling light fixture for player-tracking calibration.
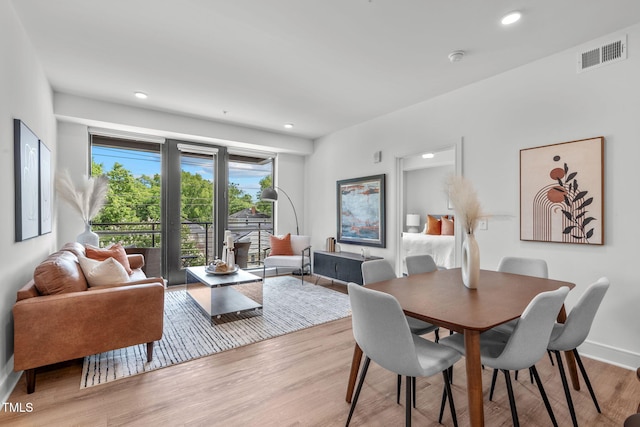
[284,123,294,129]
[448,50,465,63]
[422,152,435,159]
[501,11,522,26]
[134,91,148,99]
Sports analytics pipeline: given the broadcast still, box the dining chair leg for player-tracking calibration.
[530,365,559,427]
[406,375,412,427]
[443,369,458,427]
[397,375,402,404]
[489,368,499,401]
[553,350,578,427]
[434,328,440,342]
[438,387,447,424]
[548,350,555,366]
[503,369,520,427]
[346,356,371,426]
[412,376,416,408]
[572,349,601,413]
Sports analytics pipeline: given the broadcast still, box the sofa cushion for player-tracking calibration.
[78,256,130,287]
[33,251,88,295]
[86,243,133,274]
[60,242,86,258]
[269,233,294,256]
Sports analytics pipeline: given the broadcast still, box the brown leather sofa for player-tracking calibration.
[13,242,165,393]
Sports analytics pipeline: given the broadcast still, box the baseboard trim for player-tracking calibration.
[579,340,640,370]
[1,356,21,404]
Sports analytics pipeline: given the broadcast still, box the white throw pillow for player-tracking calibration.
[78,255,130,287]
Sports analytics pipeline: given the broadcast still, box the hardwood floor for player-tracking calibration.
[2,276,638,426]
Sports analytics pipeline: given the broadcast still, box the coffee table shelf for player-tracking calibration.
[185,266,263,320]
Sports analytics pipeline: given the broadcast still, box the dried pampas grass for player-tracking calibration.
[55,170,109,224]
[445,175,483,234]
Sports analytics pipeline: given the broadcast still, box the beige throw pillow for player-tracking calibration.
[78,256,130,287]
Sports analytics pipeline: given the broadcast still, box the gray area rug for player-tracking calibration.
[81,276,351,388]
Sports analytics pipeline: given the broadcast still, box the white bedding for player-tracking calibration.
[401,232,455,271]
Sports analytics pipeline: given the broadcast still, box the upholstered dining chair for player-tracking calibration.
[346,283,460,427]
[362,259,440,406]
[439,286,570,427]
[546,277,610,427]
[405,254,438,275]
[490,256,551,388]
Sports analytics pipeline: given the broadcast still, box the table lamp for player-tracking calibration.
[406,214,421,233]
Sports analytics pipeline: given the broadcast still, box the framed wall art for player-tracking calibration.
[14,119,40,241]
[337,174,386,248]
[39,140,52,235]
[520,137,604,245]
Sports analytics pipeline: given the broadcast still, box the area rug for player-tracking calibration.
[80,276,351,388]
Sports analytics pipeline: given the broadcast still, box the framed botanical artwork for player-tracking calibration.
[39,140,52,235]
[337,174,386,248]
[520,137,604,245]
[14,119,40,242]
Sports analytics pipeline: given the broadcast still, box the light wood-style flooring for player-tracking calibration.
[2,277,638,426]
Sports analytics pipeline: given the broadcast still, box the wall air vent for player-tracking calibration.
[577,35,627,73]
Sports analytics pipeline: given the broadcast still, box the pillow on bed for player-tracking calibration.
[441,217,454,235]
[425,215,442,235]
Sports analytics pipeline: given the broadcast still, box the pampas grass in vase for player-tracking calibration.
[55,170,109,246]
[445,175,484,289]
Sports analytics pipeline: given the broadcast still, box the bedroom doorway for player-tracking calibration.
[395,138,463,274]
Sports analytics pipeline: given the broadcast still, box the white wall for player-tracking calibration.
[310,24,640,368]
[0,0,57,400]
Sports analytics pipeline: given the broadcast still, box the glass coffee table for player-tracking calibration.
[185,266,263,321]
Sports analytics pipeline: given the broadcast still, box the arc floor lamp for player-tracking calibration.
[260,186,299,235]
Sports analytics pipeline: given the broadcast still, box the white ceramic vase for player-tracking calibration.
[461,232,480,289]
[77,223,99,247]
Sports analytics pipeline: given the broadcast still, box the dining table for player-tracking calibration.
[344,267,576,427]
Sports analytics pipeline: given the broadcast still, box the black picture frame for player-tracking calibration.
[337,174,386,248]
[14,119,40,241]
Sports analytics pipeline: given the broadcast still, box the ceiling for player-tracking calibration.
[11,1,640,140]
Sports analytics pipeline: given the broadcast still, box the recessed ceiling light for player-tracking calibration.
[501,11,522,25]
[422,153,435,159]
[284,123,294,129]
[448,50,465,63]
[134,91,148,99]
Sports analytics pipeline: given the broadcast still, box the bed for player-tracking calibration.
[401,232,455,271]
[401,214,456,271]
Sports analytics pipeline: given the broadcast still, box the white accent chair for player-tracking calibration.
[262,235,311,283]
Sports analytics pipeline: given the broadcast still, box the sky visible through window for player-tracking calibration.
[92,146,271,202]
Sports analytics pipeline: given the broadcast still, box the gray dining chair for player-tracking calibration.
[362,259,440,405]
[439,286,570,427]
[346,283,460,427]
[547,277,609,427]
[490,256,551,389]
[405,254,438,275]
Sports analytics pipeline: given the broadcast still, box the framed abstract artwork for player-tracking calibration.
[337,174,386,248]
[39,140,52,235]
[520,137,604,245]
[14,119,40,241]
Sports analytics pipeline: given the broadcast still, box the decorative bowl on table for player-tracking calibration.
[205,261,239,275]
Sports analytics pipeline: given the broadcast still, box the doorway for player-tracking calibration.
[395,139,463,274]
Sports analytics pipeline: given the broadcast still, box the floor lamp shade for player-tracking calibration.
[260,186,299,235]
[406,214,421,233]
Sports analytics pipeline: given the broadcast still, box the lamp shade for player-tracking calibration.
[260,187,278,202]
[406,214,421,233]
[406,214,420,226]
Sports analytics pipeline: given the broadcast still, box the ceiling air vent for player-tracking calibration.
[577,35,627,73]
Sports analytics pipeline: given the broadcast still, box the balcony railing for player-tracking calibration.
[92,218,274,270]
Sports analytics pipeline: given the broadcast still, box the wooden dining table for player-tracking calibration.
[344,268,576,427]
